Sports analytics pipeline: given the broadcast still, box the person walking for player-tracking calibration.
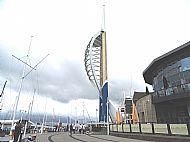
[79,124,82,134]
[13,121,22,142]
[26,136,33,142]
[69,124,73,136]
[73,124,76,134]
[11,123,16,140]
[66,124,69,131]
[82,124,85,134]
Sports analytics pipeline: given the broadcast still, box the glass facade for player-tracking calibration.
[143,42,190,123]
[153,56,190,98]
[156,104,189,123]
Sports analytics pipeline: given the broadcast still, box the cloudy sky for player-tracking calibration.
[0,0,190,119]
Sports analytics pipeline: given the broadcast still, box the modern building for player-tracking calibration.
[133,92,157,123]
[143,41,190,123]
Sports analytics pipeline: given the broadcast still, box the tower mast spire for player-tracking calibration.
[101,4,106,31]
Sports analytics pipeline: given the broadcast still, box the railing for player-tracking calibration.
[110,123,190,136]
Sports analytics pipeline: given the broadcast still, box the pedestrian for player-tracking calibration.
[26,135,33,142]
[66,124,69,131]
[82,124,85,134]
[32,135,37,142]
[13,121,22,142]
[79,124,82,134]
[11,123,16,140]
[89,124,92,132]
[0,126,3,137]
[69,124,73,136]
[73,124,76,134]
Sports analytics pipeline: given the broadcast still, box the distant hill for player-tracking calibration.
[0,112,95,125]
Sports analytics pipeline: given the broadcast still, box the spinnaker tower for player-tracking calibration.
[84,5,108,122]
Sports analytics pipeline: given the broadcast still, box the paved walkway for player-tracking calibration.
[2,132,190,142]
[0,133,40,142]
[35,132,150,142]
[0,135,11,142]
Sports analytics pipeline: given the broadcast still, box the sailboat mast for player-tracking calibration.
[29,89,36,121]
[12,36,33,126]
[0,80,7,110]
[41,97,47,134]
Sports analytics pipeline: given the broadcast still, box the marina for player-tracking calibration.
[0,0,190,142]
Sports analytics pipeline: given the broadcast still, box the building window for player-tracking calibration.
[157,90,165,97]
[166,88,173,96]
[152,56,190,98]
[180,57,190,72]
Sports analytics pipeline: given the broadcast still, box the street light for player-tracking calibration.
[107,99,109,135]
[96,108,98,126]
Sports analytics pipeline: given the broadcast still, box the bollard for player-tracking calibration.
[151,123,155,134]
[186,123,190,136]
[116,123,118,132]
[122,123,124,133]
[139,122,142,134]
[129,123,132,133]
[167,123,172,135]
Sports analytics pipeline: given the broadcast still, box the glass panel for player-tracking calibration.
[180,57,190,72]
[173,87,178,94]
[166,88,173,96]
[177,85,184,93]
[185,83,190,92]
[184,70,190,78]
[158,90,165,97]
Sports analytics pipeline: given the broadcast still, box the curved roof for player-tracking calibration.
[143,41,190,85]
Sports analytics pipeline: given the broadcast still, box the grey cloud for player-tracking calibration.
[35,61,98,103]
[0,47,98,103]
[0,45,142,105]
[109,80,131,104]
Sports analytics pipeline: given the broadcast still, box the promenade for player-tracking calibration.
[1,132,190,142]
[31,132,190,142]
[34,132,149,142]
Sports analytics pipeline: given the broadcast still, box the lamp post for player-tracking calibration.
[107,99,109,135]
[96,107,98,125]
